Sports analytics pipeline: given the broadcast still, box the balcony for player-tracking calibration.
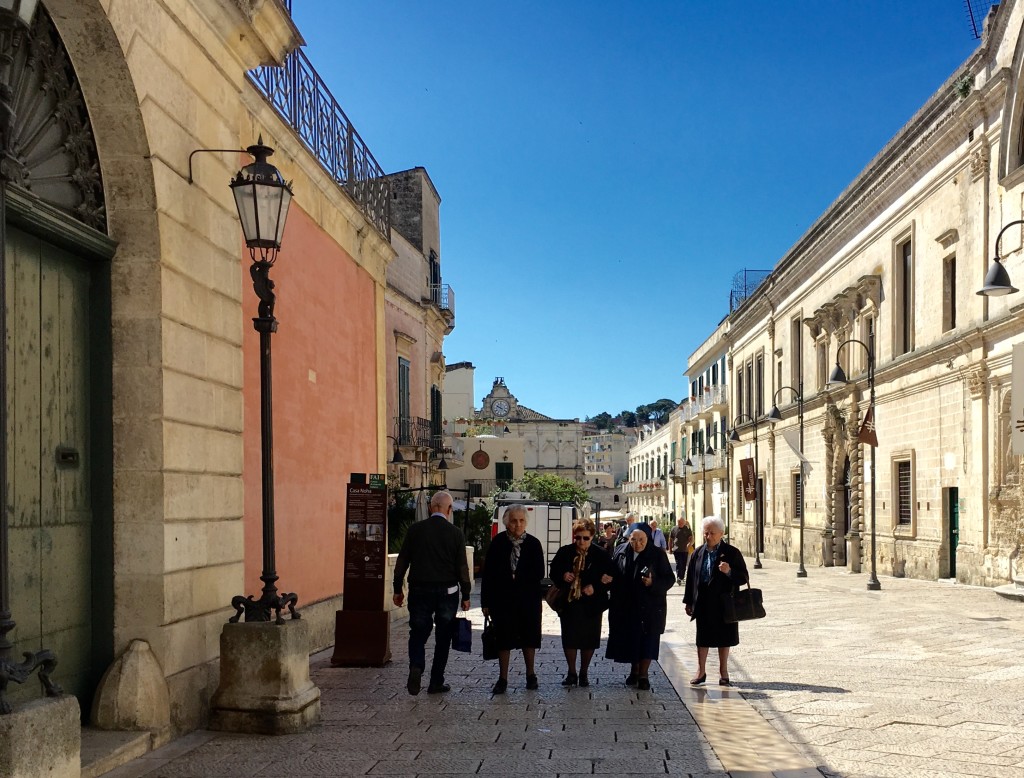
[396,416,432,449]
[248,32,390,239]
[680,399,699,423]
[697,385,728,417]
[439,434,465,468]
[430,283,456,333]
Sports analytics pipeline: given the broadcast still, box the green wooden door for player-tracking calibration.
[6,224,97,708]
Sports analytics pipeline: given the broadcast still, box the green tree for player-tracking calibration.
[647,398,677,424]
[588,411,613,430]
[505,471,590,503]
[619,410,638,428]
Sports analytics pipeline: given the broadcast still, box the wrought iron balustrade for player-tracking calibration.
[430,283,455,315]
[396,416,432,448]
[248,45,390,239]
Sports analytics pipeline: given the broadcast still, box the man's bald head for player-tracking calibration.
[429,490,453,516]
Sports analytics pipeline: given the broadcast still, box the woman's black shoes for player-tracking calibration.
[525,674,539,690]
[491,678,507,694]
[624,673,638,686]
[561,672,578,687]
[689,673,707,686]
[637,677,651,691]
[719,677,731,686]
[578,672,589,688]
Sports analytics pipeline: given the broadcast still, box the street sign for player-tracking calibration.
[740,457,756,503]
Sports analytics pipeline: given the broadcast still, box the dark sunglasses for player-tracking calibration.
[573,535,592,541]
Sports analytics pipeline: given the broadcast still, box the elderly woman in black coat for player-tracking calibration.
[481,504,545,694]
[605,522,675,690]
[548,517,614,687]
[682,515,749,686]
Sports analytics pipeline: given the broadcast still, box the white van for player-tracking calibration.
[491,499,577,581]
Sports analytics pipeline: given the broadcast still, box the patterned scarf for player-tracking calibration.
[508,531,525,575]
[569,544,588,602]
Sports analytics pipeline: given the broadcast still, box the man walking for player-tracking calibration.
[393,490,471,695]
[650,518,667,550]
[669,516,693,585]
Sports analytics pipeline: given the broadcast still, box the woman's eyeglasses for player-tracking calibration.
[573,535,591,541]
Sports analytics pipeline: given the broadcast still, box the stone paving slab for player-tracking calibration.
[108,561,1024,777]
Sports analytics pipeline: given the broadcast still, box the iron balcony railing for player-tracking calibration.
[248,47,390,239]
[430,283,455,316]
[396,416,432,448]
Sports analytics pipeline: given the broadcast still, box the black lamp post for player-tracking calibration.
[827,321,880,591]
[977,219,1023,296]
[0,0,61,716]
[730,413,763,568]
[227,139,301,624]
[767,383,806,577]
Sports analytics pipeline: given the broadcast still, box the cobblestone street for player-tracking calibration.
[106,561,1024,778]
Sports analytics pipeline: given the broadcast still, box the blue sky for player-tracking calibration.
[292,1,984,420]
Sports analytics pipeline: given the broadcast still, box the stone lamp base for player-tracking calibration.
[209,620,320,735]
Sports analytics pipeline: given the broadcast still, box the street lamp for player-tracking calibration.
[977,219,1023,296]
[827,320,880,591]
[228,139,300,624]
[0,0,60,717]
[767,383,806,578]
[730,412,763,568]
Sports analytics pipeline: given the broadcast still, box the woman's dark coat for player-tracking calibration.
[605,534,675,660]
[682,539,749,613]
[480,532,545,648]
[548,543,613,617]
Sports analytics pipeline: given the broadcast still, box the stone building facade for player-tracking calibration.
[3,0,420,752]
[698,0,1024,587]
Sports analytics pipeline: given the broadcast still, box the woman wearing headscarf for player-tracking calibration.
[604,522,675,690]
[682,515,749,686]
[548,517,614,687]
[480,504,545,694]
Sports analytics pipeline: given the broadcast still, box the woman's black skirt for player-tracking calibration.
[694,582,739,648]
[558,600,602,650]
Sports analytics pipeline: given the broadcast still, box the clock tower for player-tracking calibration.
[480,376,518,419]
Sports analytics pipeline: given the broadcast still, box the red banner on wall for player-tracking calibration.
[739,458,756,503]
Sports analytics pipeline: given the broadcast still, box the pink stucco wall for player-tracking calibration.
[242,205,379,605]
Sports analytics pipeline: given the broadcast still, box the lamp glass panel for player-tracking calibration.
[252,185,288,247]
[232,183,259,243]
[17,0,38,24]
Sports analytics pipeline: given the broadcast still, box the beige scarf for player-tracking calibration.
[569,545,588,602]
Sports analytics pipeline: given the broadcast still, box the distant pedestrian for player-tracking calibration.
[682,515,749,687]
[605,523,675,690]
[649,519,667,550]
[669,516,694,585]
[393,491,471,696]
[549,518,614,687]
[597,522,619,553]
[480,504,545,694]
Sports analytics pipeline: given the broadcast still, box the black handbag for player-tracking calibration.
[481,615,499,660]
[722,582,766,623]
[451,613,472,652]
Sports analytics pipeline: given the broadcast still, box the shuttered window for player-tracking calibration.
[792,472,803,521]
[897,460,912,525]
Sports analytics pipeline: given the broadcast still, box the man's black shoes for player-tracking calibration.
[407,667,423,696]
[427,682,451,694]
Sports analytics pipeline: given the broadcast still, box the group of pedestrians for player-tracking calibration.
[392,492,749,696]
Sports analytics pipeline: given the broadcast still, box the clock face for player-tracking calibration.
[492,399,511,417]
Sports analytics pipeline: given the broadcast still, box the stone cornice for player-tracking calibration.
[227,0,304,68]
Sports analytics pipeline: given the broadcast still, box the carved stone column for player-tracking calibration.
[821,408,836,567]
[847,393,863,573]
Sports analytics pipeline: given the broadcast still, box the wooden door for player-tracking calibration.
[6,224,97,708]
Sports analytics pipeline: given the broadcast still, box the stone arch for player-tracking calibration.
[41,0,165,658]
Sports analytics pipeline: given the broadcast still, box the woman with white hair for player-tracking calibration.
[682,515,749,686]
[481,504,545,694]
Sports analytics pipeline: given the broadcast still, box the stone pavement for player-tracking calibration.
[105,561,1024,778]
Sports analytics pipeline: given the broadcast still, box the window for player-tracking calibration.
[755,355,764,417]
[398,357,411,443]
[736,369,744,417]
[896,461,912,525]
[736,479,745,518]
[943,255,957,332]
[792,472,803,522]
[745,361,753,420]
[791,316,803,389]
[895,237,914,356]
[496,462,514,489]
[816,340,827,390]
[430,384,442,453]
[711,362,719,385]
[777,360,783,396]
